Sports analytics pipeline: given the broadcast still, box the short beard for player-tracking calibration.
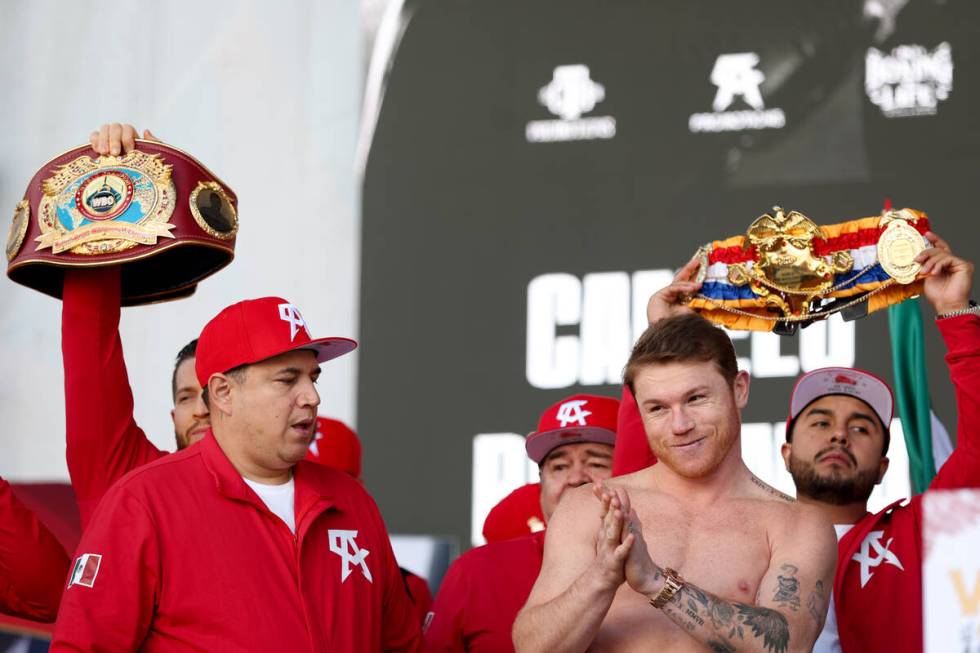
[788,455,878,505]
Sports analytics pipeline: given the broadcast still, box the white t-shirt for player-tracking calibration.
[243,476,296,534]
[812,524,855,653]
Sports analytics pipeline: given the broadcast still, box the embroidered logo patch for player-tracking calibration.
[328,529,373,583]
[68,553,102,589]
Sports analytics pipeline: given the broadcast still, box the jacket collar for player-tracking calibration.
[199,430,337,518]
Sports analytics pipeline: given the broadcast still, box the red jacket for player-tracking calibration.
[51,432,422,652]
[835,314,980,653]
[423,531,545,652]
[0,478,70,622]
[62,268,166,528]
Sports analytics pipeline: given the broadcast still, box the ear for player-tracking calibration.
[732,369,751,409]
[170,408,176,425]
[207,374,235,416]
[876,456,890,485]
[780,442,793,472]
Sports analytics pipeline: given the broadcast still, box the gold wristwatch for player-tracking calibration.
[650,567,684,609]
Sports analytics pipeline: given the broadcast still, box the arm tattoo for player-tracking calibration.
[772,564,801,612]
[806,580,827,625]
[749,475,795,502]
[663,582,791,653]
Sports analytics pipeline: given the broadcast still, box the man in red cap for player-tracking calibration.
[0,476,69,622]
[62,124,211,529]
[631,231,978,653]
[52,297,422,651]
[424,393,617,652]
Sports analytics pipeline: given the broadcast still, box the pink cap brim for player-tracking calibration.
[526,427,616,464]
[789,367,893,429]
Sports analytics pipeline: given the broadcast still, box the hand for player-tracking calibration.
[621,508,662,598]
[916,232,974,315]
[89,123,161,156]
[590,480,634,591]
[646,255,703,325]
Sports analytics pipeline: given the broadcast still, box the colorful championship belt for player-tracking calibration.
[5,140,238,305]
[689,206,930,334]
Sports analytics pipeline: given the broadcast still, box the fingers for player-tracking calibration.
[918,248,958,276]
[674,255,703,283]
[143,129,161,143]
[95,124,110,155]
[108,123,123,156]
[923,231,951,253]
[89,131,99,152]
[121,124,138,153]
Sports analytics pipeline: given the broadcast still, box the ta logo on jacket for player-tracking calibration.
[68,553,102,589]
[329,529,373,583]
[852,530,904,587]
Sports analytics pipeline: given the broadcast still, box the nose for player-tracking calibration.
[671,406,695,435]
[566,462,591,487]
[298,378,321,409]
[830,424,849,446]
[193,392,209,419]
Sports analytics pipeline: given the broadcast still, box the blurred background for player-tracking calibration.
[1,1,978,644]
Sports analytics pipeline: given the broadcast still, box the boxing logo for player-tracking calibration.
[852,530,904,588]
[278,303,309,341]
[556,399,591,427]
[711,53,766,112]
[328,529,373,583]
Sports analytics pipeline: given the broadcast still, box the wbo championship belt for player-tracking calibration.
[6,140,238,305]
[688,206,930,334]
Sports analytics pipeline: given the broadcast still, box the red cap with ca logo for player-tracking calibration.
[195,296,357,387]
[525,394,619,464]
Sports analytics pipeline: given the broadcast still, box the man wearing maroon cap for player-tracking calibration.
[424,393,617,652]
[52,297,422,651]
[629,231,978,653]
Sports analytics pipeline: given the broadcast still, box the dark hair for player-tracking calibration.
[623,313,738,395]
[171,339,199,401]
[201,364,249,410]
[786,397,891,456]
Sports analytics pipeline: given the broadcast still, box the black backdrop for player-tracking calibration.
[359,0,980,550]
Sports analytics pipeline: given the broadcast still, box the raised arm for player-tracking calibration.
[916,232,980,488]
[513,482,634,653]
[63,123,167,527]
[621,491,836,653]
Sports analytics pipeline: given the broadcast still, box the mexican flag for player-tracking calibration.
[888,298,953,493]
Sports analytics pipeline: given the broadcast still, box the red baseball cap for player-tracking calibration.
[482,483,546,544]
[787,367,893,439]
[525,394,618,464]
[305,416,362,479]
[195,297,357,387]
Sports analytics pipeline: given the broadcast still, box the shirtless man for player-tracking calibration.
[513,314,836,652]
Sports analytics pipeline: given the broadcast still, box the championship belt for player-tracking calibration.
[6,140,238,305]
[688,206,930,334]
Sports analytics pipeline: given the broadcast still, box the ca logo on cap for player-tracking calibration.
[278,303,309,341]
[556,399,591,427]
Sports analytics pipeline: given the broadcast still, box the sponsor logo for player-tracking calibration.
[835,374,858,385]
[689,52,786,133]
[526,65,616,143]
[328,529,373,583]
[866,42,953,118]
[555,399,591,427]
[278,303,310,341]
[68,553,102,589]
[852,530,904,588]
